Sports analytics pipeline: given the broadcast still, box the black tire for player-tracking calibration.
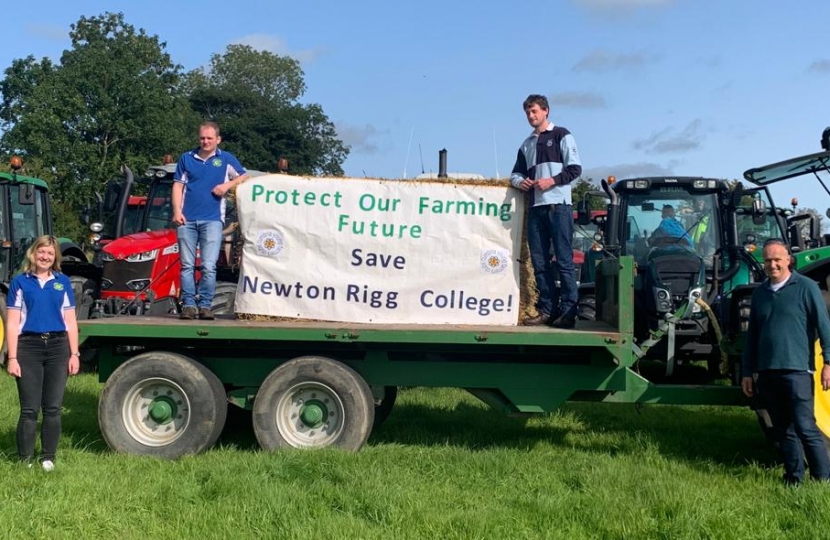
[98,352,228,458]
[373,386,398,427]
[577,294,596,321]
[69,275,95,320]
[211,281,236,315]
[253,356,374,451]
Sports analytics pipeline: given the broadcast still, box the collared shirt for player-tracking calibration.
[510,122,582,206]
[174,148,246,222]
[741,271,830,377]
[7,271,75,334]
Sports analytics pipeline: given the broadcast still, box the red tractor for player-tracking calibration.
[88,163,268,317]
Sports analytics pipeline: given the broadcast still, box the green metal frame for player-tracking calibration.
[81,256,747,414]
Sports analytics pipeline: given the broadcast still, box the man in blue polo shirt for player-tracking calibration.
[172,121,249,320]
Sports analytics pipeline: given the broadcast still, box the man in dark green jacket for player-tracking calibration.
[741,239,830,485]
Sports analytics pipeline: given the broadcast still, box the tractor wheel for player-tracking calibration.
[372,386,398,427]
[99,352,227,458]
[211,282,237,315]
[253,356,374,451]
[577,294,596,321]
[69,275,96,321]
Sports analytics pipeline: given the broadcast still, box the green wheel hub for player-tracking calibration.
[148,396,178,424]
[299,400,327,428]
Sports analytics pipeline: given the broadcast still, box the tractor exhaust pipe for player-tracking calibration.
[438,149,448,178]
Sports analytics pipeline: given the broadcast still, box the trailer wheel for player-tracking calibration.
[211,282,237,315]
[373,386,398,427]
[253,356,374,451]
[99,352,227,459]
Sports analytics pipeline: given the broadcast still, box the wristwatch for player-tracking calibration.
[71,352,81,357]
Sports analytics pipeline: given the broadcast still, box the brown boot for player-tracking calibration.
[198,308,215,320]
[523,313,550,326]
[180,306,198,320]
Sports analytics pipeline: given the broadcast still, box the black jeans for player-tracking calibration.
[756,370,830,483]
[15,334,69,462]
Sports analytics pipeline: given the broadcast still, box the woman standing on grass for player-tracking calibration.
[5,235,80,471]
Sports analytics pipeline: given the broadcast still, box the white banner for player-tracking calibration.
[234,175,525,325]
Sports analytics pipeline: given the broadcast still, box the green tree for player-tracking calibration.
[185,45,348,176]
[0,12,196,212]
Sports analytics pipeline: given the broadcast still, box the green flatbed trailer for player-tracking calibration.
[79,257,747,459]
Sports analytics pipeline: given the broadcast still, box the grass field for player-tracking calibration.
[1,373,829,540]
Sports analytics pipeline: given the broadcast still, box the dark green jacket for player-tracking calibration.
[742,272,830,377]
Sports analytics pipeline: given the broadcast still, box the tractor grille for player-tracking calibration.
[651,254,703,296]
[101,260,155,292]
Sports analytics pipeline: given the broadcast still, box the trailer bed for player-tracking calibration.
[79,314,622,347]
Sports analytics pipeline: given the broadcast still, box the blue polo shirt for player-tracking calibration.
[7,272,76,334]
[174,148,246,222]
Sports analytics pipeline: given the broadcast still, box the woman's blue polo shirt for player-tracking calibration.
[7,271,76,334]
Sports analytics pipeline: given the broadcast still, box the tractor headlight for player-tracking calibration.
[126,249,158,263]
[89,222,104,233]
[125,279,151,291]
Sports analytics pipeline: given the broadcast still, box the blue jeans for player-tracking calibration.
[527,203,577,318]
[757,370,830,482]
[16,334,69,462]
[177,220,223,309]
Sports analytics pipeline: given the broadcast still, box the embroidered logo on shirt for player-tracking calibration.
[546,140,553,147]
[53,282,65,291]
[212,158,223,167]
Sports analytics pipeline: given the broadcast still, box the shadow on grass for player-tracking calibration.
[368,395,778,470]
[0,384,108,461]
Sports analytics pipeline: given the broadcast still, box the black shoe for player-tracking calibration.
[180,306,198,320]
[198,308,215,320]
[550,315,576,329]
[523,313,550,326]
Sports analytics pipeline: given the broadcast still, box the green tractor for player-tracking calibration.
[0,159,100,354]
[741,132,830,438]
[581,175,792,382]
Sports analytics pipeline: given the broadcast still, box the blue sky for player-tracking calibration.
[3,0,830,210]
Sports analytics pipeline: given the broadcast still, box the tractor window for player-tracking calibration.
[622,191,720,263]
[10,185,48,247]
[145,181,173,232]
[735,190,785,246]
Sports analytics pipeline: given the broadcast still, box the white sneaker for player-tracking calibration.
[41,460,55,472]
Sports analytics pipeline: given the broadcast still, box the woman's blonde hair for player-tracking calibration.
[21,235,62,274]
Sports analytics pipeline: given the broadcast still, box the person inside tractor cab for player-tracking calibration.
[689,198,716,264]
[649,205,694,248]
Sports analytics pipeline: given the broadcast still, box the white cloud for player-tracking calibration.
[633,119,703,154]
[808,59,830,73]
[336,122,385,154]
[232,34,324,64]
[573,49,655,73]
[549,91,607,109]
[582,162,675,181]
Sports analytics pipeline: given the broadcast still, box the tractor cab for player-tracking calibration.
[0,171,52,284]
